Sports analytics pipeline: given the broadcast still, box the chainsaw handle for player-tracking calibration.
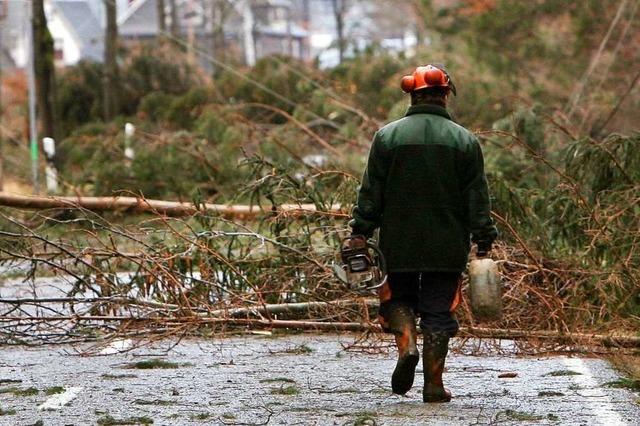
[366,240,387,289]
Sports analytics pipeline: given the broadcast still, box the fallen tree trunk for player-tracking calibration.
[0,193,347,218]
[206,319,640,347]
[459,326,640,348]
[2,315,639,347]
[209,298,378,318]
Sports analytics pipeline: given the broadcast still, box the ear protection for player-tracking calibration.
[401,64,457,96]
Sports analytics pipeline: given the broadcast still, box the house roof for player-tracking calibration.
[53,0,104,61]
[0,0,28,68]
[118,0,159,37]
[119,0,216,38]
[256,23,308,39]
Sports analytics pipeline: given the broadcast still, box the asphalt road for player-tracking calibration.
[0,334,638,426]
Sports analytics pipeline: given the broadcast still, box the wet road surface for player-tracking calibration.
[0,334,638,425]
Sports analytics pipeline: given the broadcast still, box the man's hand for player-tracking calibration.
[345,234,367,250]
[476,242,492,258]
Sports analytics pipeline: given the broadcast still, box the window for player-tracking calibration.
[53,38,64,61]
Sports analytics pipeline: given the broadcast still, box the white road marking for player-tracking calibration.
[38,386,83,411]
[563,357,627,426]
[99,338,133,355]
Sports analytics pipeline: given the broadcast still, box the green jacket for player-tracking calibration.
[350,104,498,272]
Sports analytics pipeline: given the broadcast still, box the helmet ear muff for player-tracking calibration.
[401,75,415,93]
[431,63,457,96]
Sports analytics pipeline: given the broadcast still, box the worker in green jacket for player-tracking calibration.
[350,64,498,403]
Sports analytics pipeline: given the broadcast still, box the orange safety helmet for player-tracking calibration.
[400,64,457,96]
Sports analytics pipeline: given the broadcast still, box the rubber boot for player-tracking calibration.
[387,304,419,395]
[422,331,452,403]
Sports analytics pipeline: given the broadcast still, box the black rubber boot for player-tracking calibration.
[387,303,419,395]
[422,331,452,403]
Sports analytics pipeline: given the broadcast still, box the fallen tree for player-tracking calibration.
[3,314,639,348]
[0,192,347,218]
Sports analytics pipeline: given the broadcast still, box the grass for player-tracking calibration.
[608,354,640,389]
[543,370,582,377]
[96,415,154,425]
[123,359,184,369]
[270,385,300,396]
[282,344,314,355]
[608,354,640,378]
[353,411,377,425]
[0,387,19,394]
[0,407,16,416]
[538,391,565,397]
[190,412,213,421]
[0,387,39,397]
[604,378,640,390]
[259,377,295,384]
[101,373,138,379]
[45,386,65,396]
[133,399,175,406]
[0,379,21,385]
[498,409,544,421]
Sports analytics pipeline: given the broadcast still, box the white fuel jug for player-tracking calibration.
[468,258,502,321]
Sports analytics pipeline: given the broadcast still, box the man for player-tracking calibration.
[349,64,498,402]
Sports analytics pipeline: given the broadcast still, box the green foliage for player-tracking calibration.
[330,53,405,117]
[58,126,221,198]
[130,133,217,198]
[97,415,154,425]
[123,359,181,369]
[119,45,198,115]
[484,108,639,320]
[3,387,39,397]
[43,28,640,325]
[604,378,640,390]
[56,62,104,137]
[215,56,315,120]
[164,88,211,128]
[269,385,299,395]
[44,386,65,395]
[138,91,173,122]
[55,44,198,138]
[0,407,16,416]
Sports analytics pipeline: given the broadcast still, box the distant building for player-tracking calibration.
[0,0,29,70]
[118,0,309,66]
[252,0,309,60]
[292,0,418,68]
[47,0,104,66]
[0,0,419,72]
[0,0,104,69]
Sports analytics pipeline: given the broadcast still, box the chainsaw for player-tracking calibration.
[332,235,387,293]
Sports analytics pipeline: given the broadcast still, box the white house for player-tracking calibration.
[0,0,29,70]
[47,0,104,66]
[0,0,104,69]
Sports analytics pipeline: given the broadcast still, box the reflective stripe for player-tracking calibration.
[449,277,463,312]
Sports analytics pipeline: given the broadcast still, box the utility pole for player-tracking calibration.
[0,0,6,191]
[286,3,293,57]
[186,0,195,65]
[104,0,118,120]
[33,0,56,143]
[331,0,346,63]
[27,1,39,194]
[169,0,179,39]
[156,0,166,38]
[242,0,255,66]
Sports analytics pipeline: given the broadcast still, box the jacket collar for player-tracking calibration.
[405,104,452,120]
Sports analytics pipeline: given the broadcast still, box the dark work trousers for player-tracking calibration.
[377,272,462,336]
